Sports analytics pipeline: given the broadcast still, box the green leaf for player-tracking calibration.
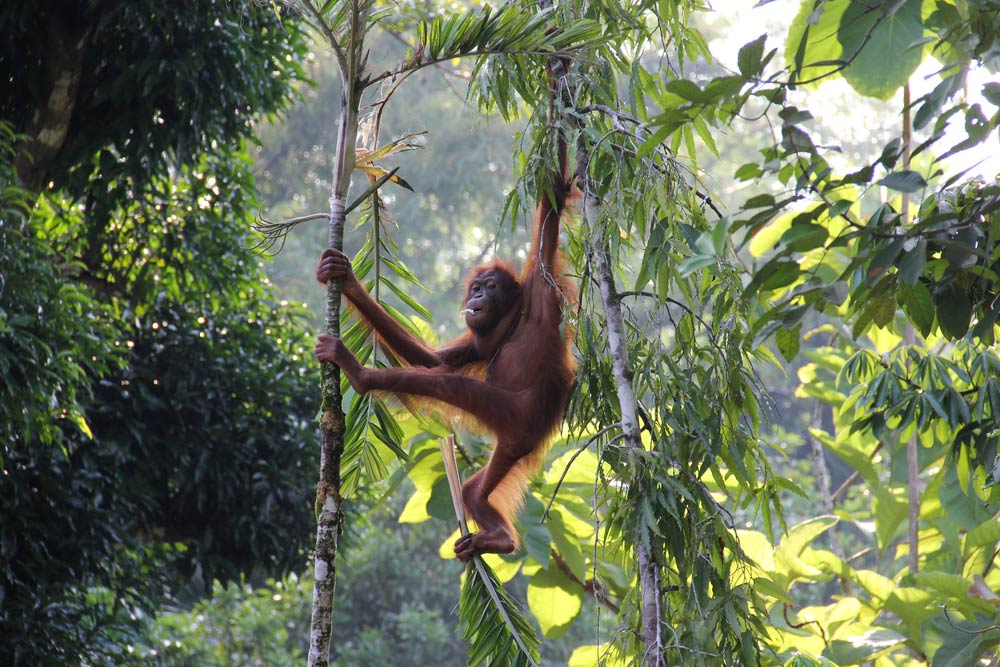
[744,193,776,209]
[427,476,457,521]
[898,281,934,337]
[878,170,927,193]
[811,428,879,485]
[548,510,586,581]
[828,198,853,219]
[914,75,964,130]
[913,571,971,599]
[898,239,926,284]
[775,324,801,361]
[568,644,629,667]
[665,78,709,103]
[738,34,767,78]
[785,0,849,87]
[837,0,925,101]
[527,567,583,638]
[868,292,896,328]
[398,486,432,523]
[735,162,762,181]
[711,217,731,254]
[866,236,904,283]
[983,82,1000,107]
[965,519,1000,551]
[873,485,908,553]
[783,515,839,555]
[944,225,982,270]
[884,587,935,627]
[520,495,552,567]
[780,221,828,252]
[826,630,906,664]
[761,260,801,290]
[678,254,716,276]
[68,411,94,439]
[935,283,973,339]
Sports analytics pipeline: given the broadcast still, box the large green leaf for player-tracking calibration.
[526,566,584,638]
[935,283,973,339]
[837,0,926,100]
[826,629,907,664]
[782,516,840,556]
[776,324,801,361]
[878,169,927,193]
[786,0,850,87]
[786,0,928,100]
[873,485,908,553]
[898,280,934,337]
[520,495,553,567]
[547,509,587,581]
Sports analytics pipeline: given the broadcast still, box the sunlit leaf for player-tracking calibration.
[527,566,583,638]
[775,324,801,361]
[837,0,925,101]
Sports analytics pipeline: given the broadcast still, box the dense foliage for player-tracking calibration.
[0,3,319,665]
[672,1,1000,664]
[0,0,304,192]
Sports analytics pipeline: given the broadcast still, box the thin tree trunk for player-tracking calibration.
[585,189,661,666]
[307,114,354,667]
[307,3,366,664]
[901,82,920,576]
[806,399,852,593]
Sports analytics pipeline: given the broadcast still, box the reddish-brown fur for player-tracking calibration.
[315,132,574,562]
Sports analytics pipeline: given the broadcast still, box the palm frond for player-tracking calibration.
[370,5,603,86]
[460,559,541,667]
[439,438,541,667]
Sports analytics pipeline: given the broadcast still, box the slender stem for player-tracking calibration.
[587,192,660,666]
[806,395,852,592]
[571,54,662,660]
[901,81,920,575]
[300,0,348,79]
[307,2,369,665]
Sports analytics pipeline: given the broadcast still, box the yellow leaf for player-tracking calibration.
[69,411,93,439]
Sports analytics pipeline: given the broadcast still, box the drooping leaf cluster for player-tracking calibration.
[460,560,541,667]
[673,1,1000,460]
[568,136,775,665]
[656,1,1000,664]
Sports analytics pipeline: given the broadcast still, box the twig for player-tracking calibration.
[942,605,1000,634]
[782,603,827,643]
[250,168,400,255]
[379,27,468,99]
[299,0,349,78]
[542,425,622,520]
[251,212,329,255]
[551,550,621,614]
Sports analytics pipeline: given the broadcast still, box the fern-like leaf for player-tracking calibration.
[440,438,541,667]
[459,559,540,667]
